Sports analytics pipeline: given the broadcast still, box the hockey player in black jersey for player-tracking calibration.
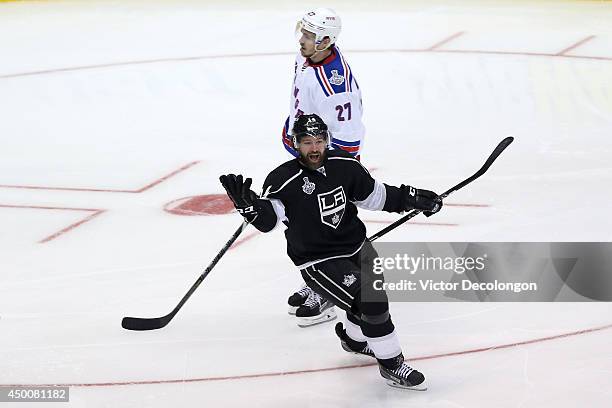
[219,114,442,390]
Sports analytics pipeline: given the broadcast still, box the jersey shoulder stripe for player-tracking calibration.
[282,116,298,157]
[337,50,352,92]
[283,139,298,157]
[313,66,333,97]
[319,51,348,95]
[309,47,353,97]
[262,168,303,198]
[328,155,370,174]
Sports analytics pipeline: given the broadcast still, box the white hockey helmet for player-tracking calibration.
[296,8,342,48]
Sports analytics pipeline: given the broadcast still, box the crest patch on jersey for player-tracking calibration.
[317,186,346,229]
[302,177,315,194]
[328,70,345,86]
[342,274,357,287]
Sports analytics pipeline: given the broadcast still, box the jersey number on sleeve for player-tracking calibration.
[336,102,352,121]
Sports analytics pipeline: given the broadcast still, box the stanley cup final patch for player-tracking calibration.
[302,177,316,194]
[328,70,345,86]
[317,186,346,229]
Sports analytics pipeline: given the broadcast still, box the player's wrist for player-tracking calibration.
[402,185,443,213]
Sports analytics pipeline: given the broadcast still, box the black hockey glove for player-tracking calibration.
[403,185,443,217]
[219,174,259,223]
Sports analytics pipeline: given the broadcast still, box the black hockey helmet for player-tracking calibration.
[292,114,331,149]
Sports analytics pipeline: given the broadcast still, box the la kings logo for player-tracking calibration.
[317,186,346,229]
[343,274,357,287]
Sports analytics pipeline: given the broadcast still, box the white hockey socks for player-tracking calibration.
[365,330,402,360]
[344,314,367,342]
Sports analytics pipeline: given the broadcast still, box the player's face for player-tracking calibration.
[299,29,317,58]
[298,135,327,168]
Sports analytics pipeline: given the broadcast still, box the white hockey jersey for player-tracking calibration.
[282,46,365,158]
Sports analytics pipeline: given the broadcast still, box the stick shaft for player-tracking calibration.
[122,221,248,330]
[368,137,513,242]
[170,221,249,316]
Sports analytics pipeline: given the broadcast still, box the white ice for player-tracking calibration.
[1,0,611,407]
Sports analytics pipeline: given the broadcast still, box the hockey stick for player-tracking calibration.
[368,136,514,242]
[121,221,249,331]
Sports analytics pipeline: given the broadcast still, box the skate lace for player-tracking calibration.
[392,363,414,378]
[296,285,313,298]
[303,291,322,308]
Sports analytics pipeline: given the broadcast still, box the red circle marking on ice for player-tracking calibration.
[164,194,234,216]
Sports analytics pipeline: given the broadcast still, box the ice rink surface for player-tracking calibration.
[1,0,612,406]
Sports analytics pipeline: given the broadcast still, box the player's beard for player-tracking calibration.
[299,149,326,169]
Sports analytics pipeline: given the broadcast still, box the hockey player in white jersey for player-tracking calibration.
[282,8,364,159]
[282,8,366,325]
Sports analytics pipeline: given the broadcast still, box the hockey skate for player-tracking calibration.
[287,283,313,315]
[295,291,336,327]
[378,354,427,391]
[334,323,375,357]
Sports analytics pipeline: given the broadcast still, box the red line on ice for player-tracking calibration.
[434,48,608,61]
[2,323,609,388]
[230,231,260,249]
[445,203,490,208]
[0,204,101,212]
[0,161,200,193]
[555,35,596,56]
[0,36,609,80]
[0,52,292,79]
[427,31,465,50]
[0,204,106,243]
[364,219,459,227]
[134,161,200,193]
[0,184,136,193]
[39,210,106,243]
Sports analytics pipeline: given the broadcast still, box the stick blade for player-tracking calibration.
[499,136,514,150]
[483,136,514,168]
[121,316,169,331]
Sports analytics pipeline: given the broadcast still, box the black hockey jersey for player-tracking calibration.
[253,150,405,268]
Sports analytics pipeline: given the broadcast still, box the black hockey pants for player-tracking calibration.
[300,241,394,338]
